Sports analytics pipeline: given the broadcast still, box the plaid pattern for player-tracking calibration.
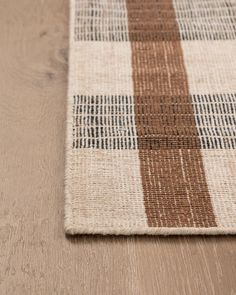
[65,0,236,235]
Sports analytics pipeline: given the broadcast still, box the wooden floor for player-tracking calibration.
[0,1,235,294]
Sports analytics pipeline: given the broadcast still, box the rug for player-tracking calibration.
[65,0,236,235]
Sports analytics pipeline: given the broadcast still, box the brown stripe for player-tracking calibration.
[126,0,180,41]
[126,0,216,227]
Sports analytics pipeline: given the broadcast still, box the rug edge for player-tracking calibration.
[65,225,236,236]
[64,0,76,234]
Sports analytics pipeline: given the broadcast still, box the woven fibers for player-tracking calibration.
[65,0,236,235]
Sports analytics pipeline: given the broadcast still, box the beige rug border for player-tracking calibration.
[65,226,236,236]
[64,0,76,234]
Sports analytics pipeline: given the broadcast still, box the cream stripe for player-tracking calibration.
[201,150,236,228]
[66,149,148,232]
[71,42,134,95]
[181,40,236,94]
[65,0,147,233]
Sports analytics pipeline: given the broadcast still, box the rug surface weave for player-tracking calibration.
[65,0,236,235]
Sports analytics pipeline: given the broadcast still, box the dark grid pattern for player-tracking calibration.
[74,0,129,41]
[72,95,137,149]
[173,0,236,40]
[192,93,236,149]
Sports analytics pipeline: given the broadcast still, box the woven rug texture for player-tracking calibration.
[65,0,236,235]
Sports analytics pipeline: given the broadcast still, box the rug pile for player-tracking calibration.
[65,0,236,235]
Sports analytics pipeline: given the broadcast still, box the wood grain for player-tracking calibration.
[0,1,235,294]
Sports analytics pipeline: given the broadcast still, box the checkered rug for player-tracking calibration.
[65,0,236,235]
